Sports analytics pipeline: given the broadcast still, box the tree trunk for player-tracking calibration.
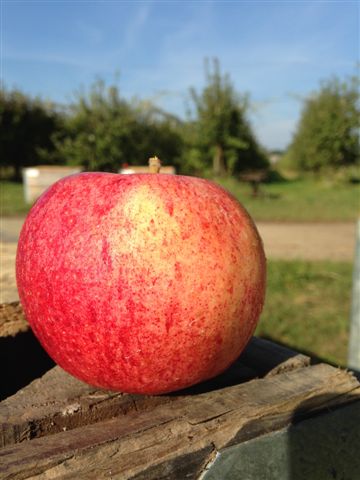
[213,144,226,176]
[13,162,22,182]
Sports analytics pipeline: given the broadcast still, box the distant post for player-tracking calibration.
[348,219,360,371]
[238,170,268,197]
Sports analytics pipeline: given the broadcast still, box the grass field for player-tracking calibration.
[217,176,360,222]
[257,260,353,367]
[1,181,30,216]
[1,176,359,221]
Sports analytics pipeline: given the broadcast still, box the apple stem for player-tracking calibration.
[149,156,161,174]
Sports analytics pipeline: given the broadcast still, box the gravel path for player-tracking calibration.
[1,217,357,303]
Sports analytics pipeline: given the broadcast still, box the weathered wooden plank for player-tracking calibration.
[0,336,310,447]
[0,302,28,337]
[0,365,174,448]
[0,363,256,448]
[131,446,215,480]
[0,364,359,480]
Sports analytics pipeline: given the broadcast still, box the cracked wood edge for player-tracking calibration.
[0,337,310,447]
[0,365,175,448]
[0,363,359,480]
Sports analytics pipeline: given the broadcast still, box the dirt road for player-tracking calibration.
[1,217,357,303]
[258,222,356,261]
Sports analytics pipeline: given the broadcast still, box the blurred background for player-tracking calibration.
[1,1,359,369]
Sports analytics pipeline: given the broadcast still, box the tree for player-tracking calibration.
[286,76,359,172]
[185,58,268,176]
[0,89,62,180]
[52,80,183,172]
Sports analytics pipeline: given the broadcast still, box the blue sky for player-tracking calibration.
[1,1,358,150]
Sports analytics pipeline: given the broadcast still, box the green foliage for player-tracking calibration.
[184,58,268,176]
[50,81,184,172]
[0,89,63,180]
[286,76,360,172]
[0,65,270,179]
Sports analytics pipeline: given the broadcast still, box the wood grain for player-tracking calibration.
[0,305,356,480]
[1,364,359,480]
[0,302,28,337]
[0,337,309,448]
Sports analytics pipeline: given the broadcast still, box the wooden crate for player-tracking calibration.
[22,166,81,204]
[1,303,359,479]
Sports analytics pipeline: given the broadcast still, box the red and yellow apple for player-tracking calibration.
[16,162,266,394]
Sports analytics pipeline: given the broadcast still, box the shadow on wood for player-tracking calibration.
[0,330,55,401]
[171,336,310,396]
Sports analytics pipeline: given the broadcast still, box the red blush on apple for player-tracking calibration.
[16,157,266,394]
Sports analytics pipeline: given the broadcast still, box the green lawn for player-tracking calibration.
[257,260,353,367]
[1,176,359,221]
[217,177,360,222]
[1,181,30,216]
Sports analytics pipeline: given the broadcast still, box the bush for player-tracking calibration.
[286,76,359,173]
[0,89,63,180]
[49,81,184,173]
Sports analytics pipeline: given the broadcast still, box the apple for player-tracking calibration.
[16,158,266,394]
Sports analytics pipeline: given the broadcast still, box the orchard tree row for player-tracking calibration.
[1,59,268,180]
[285,76,359,173]
[1,60,358,180]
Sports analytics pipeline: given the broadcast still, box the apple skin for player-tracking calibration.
[16,172,266,394]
